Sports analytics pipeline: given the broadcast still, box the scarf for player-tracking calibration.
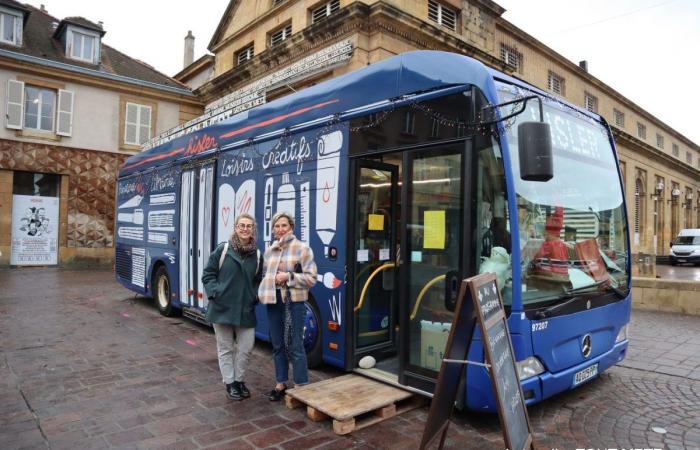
[231,233,256,257]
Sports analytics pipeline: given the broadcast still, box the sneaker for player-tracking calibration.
[237,382,250,398]
[226,382,243,401]
[267,385,287,402]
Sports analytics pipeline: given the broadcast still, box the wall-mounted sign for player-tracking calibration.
[143,40,354,151]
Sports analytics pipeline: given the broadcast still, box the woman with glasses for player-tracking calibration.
[258,212,317,401]
[202,213,263,401]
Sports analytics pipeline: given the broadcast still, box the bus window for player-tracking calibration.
[475,137,512,305]
[349,91,472,156]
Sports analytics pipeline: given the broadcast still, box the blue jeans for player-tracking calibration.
[266,291,309,385]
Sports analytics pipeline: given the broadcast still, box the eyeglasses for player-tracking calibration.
[237,223,253,230]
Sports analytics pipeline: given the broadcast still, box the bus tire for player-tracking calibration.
[304,297,323,368]
[154,265,175,317]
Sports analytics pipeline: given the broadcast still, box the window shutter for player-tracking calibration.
[6,79,24,129]
[138,106,151,144]
[14,16,22,46]
[125,103,138,145]
[56,89,74,136]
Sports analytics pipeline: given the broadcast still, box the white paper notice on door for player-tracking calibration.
[379,248,390,261]
[357,249,369,262]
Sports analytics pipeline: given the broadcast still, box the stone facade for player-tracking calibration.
[187,0,699,268]
[0,141,128,265]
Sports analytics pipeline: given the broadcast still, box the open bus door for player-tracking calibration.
[350,160,400,365]
[349,142,468,394]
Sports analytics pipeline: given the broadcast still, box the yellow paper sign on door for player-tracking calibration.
[368,214,384,231]
[424,210,445,249]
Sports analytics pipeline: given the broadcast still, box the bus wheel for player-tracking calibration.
[154,266,175,316]
[303,298,323,368]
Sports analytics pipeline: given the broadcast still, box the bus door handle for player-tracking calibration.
[444,270,460,312]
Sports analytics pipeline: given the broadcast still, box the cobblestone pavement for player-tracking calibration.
[1,268,699,450]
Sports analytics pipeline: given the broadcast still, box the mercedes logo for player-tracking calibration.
[581,334,592,358]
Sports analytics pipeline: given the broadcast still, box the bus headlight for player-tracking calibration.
[615,324,628,343]
[516,357,545,380]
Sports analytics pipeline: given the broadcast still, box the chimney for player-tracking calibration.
[183,30,195,68]
[579,60,588,72]
[40,4,46,12]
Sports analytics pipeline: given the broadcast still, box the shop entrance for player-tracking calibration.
[349,143,467,392]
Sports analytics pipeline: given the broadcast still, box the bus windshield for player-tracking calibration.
[496,81,630,307]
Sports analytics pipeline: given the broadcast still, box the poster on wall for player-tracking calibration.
[11,194,59,265]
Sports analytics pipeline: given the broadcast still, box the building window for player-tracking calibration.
[270,23,292,46]
[686,151,692,164]
[24,86,56,133]
[311,0,339,23]
[13,171,60,197]
[613,108,625,127]
[656,134,664,149]
[0,8,22,46]
[428,0,457,31]
[431,118,440,138]
[70,31,95,62]
[236,44,254,65]
[500,43,521,72]
[672,143,679,157]
[5,79,74,136]
[637,122,646,140]
[124,103,152,146]
[584,92,597,113]
[272,0,286,5]
[403,111,415,135]
[547,71,564,95]
[634,179,642,235]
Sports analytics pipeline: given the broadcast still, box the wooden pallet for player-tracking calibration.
[285,374,426,435]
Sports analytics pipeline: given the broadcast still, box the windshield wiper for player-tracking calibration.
[564,279,608,295]
[604,283,629,299]
[534,279,607,320]
[534,279,629,319]
[534,292,580,320]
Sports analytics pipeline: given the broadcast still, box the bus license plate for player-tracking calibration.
[573,364,598,386]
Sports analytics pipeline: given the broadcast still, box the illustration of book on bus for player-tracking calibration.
[217,179,256,243]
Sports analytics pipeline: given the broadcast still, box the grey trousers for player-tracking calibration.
[212,323,255,384]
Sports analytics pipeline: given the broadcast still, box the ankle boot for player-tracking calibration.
[226,382,243,401]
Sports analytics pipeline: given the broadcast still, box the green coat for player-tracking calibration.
[201,241,263,327]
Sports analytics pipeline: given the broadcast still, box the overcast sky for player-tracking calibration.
[30,0,700,145]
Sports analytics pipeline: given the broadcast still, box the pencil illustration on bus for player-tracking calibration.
[116,50,630,411]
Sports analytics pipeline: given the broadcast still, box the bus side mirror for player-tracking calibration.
[518,121,553,182]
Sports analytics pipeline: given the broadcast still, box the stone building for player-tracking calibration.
[0,1,201,266]
[175,0,699,266]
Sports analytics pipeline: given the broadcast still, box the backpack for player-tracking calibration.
[219,241,261,273]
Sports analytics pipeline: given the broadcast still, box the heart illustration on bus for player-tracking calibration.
[217,179,256,243]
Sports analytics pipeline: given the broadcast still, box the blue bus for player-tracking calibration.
[115,51,630,411]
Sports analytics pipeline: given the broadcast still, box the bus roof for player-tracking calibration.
[120,50,497,177]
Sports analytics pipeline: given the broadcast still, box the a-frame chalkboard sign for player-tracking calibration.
[419,273,534,450]
[471,273,533,450]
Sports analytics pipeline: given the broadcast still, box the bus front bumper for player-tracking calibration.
[520,339,629,403]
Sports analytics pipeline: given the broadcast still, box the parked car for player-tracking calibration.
[669,229,700,266]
